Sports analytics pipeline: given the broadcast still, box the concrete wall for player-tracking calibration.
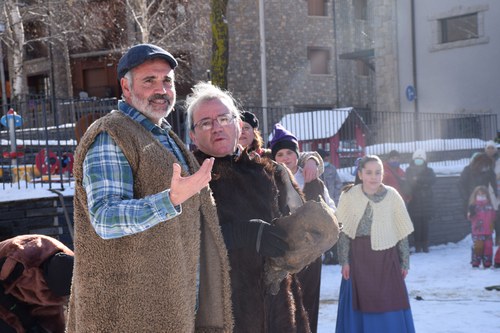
[0,197,74,249]
[427,175,469,246]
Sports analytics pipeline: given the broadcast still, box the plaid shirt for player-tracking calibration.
[82,101,189,239]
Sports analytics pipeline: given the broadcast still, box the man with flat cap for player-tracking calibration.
[67,44,233,333]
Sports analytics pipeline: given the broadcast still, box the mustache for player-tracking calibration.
[148,94,171,104]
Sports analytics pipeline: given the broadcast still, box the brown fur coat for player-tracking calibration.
[0,235,74,333]
[194,149,311,333]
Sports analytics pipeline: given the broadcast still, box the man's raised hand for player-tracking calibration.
[169,158,214,206]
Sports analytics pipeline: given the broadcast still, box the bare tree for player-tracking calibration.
[210,0,228,89]
[122,0,212,92]
[0,0,212,100]
[0,0,112,99]
[2,0,25,101]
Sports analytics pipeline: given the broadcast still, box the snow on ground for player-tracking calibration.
[318,235,500,332]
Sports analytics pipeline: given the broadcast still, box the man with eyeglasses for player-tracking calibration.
[187,82,318,332]
[67,44,233,333]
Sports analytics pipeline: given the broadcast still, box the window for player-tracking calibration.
[24,21,48,60]
[353,0,367,20]
[440,13,478,44]
[308,48,330,75]
[430,5,489,52]
[308,0,327,17]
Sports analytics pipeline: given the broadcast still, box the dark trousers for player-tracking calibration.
[411,214,430,252]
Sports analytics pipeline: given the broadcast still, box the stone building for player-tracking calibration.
[227,0,500,119]
[2,0,498,127]
[227,0,338,108]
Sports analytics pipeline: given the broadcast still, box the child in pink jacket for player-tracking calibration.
[467,186,495,268]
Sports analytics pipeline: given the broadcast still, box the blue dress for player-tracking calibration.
[335,186,416,333]
[336,278,415,333]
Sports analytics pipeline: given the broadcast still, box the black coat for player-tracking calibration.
[406,163,436,218]
[458,165,496,204]
[193,149,310,333]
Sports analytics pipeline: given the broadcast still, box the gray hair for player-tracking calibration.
[185,82,241,131]
[120,71,133,100]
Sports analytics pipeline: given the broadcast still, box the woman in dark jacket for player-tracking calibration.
[459,152,497,216]
[406,149,436,253]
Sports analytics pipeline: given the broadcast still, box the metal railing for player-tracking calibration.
[1,96,118,190]
[1,96,497,189]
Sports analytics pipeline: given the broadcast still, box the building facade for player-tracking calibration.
[397,0,500,122]
[227,0,499,117]
[227,0,338,108]
[0,0,212,101]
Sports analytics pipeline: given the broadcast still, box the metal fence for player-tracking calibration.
[1,96,497,189]
[247,106,497,169]
[0,96,117,190]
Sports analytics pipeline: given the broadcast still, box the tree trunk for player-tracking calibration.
[210,0,228,89]
[6,0,25,102]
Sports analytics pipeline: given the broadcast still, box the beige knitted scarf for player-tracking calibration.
[336,184,414,250]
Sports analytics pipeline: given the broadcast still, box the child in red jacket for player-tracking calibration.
[467,186,495,268]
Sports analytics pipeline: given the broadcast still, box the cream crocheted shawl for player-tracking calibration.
[336,184,414,250]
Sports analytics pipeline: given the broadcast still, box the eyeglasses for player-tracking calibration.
[191,113,237,131]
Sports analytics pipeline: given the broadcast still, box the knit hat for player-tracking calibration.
[42,252,74,297]
[412,149,427,161]
[240,111,259,129]
[485,140,497,150]
[269,123,299,159]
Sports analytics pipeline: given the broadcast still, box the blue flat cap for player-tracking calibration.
[117,44,178,80]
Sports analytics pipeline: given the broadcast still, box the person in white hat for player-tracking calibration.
[484,140,498,160]
[405,149,436,253]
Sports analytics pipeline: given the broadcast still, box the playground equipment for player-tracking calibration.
[1,109,24,165]
[1,109,74,183]
[35,149,74,177]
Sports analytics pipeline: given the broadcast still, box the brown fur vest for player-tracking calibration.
[68,111,233,333]
[194,150,311,333]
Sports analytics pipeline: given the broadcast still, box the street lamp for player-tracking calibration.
[0,21,7,114]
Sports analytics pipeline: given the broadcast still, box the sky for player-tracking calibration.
[318,235,500,333]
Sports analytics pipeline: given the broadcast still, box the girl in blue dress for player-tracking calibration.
[335,155,416,333]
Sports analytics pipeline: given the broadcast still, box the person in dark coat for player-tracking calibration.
[187,82,319,333]
[458,152,497,217]
[406,149,436,253]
